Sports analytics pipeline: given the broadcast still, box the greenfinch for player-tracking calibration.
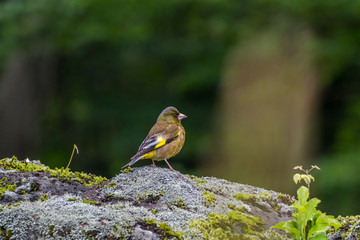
[122,106,187,171]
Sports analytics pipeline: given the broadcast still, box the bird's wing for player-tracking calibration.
[135,123,180,156]
[124,123,181,168]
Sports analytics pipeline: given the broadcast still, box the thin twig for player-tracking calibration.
[66,144,79,169]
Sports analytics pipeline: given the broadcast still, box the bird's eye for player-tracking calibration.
[172,113,178,117]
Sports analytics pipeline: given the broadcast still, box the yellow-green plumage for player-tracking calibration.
[122,106,186,171]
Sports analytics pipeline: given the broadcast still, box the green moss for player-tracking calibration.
[258,193,281,211]
[67,197,77,201]
[82,229,101,239]
[7,184,16,192]
[105,194,115,200]
[82,198,101,206]
[113,225,118,233]
[331,215,360,238]
[40,193,49,201]
[173,197,188,209]
[0,177,17,198]
[259,193,271,200]
[189,211,265,240]
[30,182,39,191]
[12,201,22,207]
[137,190,164,203]
[123,167,132,173]
[0,226,12,240]
[202,191,216,207]
[227,203,247,212]
[1,178,8,185]
[0,201,22,211]
[276,193,295,205]
[114,205,124,210]
[234,193,257,203]
[186,174,208,186]
[145,219,185,239]
[151,208,158,214]
[49,168,108,186]
[105,182,117,189]
[49,225,55,236]
[18,190,27,195]
[0,157,107,186]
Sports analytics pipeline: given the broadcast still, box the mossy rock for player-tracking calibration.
[0,158,355,239]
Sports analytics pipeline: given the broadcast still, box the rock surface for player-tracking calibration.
[0,158,357,239]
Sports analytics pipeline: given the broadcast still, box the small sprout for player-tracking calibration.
[293,165,320,194]
[293,173,314,185]
[66,144,79,169]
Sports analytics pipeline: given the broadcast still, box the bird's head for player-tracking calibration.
[157,106,187,124]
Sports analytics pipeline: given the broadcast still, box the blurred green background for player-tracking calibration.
[1,0,360,216]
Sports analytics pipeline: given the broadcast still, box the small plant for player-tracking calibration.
[273,166,340,239]
[293,165,320,193]
[273,186,340,239]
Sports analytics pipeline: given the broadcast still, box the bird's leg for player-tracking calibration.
[152,159,157,167]
[164,159,175,171]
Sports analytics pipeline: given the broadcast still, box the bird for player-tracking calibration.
[122,106,187,171]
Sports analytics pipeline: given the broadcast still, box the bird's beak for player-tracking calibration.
[178,113,187,120]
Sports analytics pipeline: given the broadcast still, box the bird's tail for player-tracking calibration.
[121,154,143,169]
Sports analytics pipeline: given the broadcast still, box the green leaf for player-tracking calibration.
[327,216,341,231]
[297,186,309,206]
[303,175,311,185]
[273,220,301,238]
[272,185,340,240]
[309,232,328,240]
[308,212,330,237]
[272,221,286,230]
[293,173,301,184]
[308,174,315,182]
[304,198,321,219]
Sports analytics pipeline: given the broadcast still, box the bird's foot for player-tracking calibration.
[164,159,178,172]
[169,167,180,173]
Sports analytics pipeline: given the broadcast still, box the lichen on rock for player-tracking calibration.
[0,157,353,239]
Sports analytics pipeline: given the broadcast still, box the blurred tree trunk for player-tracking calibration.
[0,52,58,158]
[204,27,319,193]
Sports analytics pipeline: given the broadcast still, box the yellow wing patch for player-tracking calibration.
[142,131,181,159]
[155,130,180,149]
[142,151,156,159]
[154,137,166,149]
